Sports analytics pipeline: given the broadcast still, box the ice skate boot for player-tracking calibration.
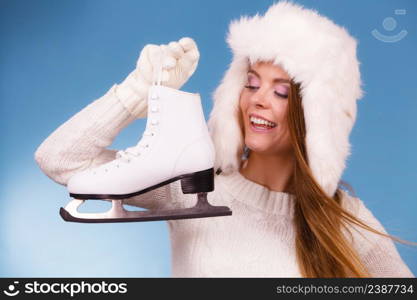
[60,82,232,223]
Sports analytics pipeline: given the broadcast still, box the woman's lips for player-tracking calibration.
[249,113,275,124]
[249,121,277,133]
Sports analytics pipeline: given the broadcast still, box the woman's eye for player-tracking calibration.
[244,85,259,90]
[274,91,288,98]
[274,85,289,98]
[245,85,287,98]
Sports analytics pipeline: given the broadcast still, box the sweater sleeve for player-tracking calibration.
[341,191,414,278]
[34,83,176,210]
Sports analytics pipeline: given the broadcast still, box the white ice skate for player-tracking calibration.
[60,54,232,223]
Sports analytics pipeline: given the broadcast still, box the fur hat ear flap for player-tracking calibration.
[208,56,248,175]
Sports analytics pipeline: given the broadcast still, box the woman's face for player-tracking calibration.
[239,61,293,156]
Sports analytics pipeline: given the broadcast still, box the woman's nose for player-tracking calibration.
[251,88,270,108]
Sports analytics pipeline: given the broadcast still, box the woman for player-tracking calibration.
[34,1,414,277]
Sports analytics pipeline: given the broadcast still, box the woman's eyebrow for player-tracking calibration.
[248,69,290,83]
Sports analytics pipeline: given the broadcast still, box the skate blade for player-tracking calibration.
[60,199,232,223]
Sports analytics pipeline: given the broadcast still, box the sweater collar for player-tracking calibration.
[216,171,295,218]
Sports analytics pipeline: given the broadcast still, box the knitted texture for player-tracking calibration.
[35,86,414,277]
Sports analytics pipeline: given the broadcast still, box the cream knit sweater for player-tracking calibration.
[34,83,414,278]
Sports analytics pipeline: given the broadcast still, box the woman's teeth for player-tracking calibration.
[250,116,277,128]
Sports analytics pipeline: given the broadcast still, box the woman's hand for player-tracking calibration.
[114,37,199,118]
[137,37,200,89]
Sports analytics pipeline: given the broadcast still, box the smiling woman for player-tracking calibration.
[240,63,292,149]
[238,61,294,193]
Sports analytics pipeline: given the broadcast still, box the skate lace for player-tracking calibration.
[116,130,155,162]
[115,47,165,164]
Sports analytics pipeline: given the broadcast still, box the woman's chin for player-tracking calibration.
[245,141,272,154]
[245,138,291,156]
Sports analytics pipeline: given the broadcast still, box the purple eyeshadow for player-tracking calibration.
[275,85,289,95]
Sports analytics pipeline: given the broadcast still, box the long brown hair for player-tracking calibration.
[285,81,413,277]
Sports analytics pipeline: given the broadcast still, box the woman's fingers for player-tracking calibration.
[167,41,184,59]
[179,37,200,68]
[136,37,199,88]
[184,48,200,63]
[178,37,197,52]
[136,44,160,83]
[161,70,170,83]
[163,38,199,69]
[159,45,176,69]
[147,44,163,66]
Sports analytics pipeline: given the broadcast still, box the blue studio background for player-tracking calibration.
[0,0,416,277]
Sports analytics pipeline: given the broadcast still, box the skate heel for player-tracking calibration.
[180,168,214,194]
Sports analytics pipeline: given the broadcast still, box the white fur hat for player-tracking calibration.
[207,0,363,198]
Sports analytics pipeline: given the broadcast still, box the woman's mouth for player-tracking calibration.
[249,115,277,133]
